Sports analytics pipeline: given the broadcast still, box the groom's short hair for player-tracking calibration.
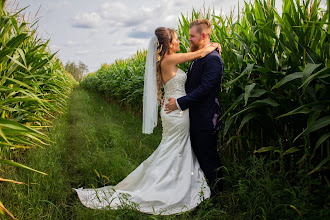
[189,19,212,38]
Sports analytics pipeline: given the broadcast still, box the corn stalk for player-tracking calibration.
[0,0,76,218]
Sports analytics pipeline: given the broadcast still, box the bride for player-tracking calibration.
[74,27,220,215]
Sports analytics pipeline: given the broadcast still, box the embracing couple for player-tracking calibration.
[74,19,224,215]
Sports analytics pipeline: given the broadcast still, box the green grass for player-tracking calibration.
[1,86,328,219]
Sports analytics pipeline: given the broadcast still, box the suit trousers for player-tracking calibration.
[190,128,223,194]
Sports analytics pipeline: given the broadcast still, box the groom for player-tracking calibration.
[165,19,224,195]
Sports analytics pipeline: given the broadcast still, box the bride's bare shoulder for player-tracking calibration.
[161,54,177,68]
[162,53,176,62]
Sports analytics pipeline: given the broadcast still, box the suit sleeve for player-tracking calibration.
[177,54,223,111]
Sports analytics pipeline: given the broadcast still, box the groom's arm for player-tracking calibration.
[177,54,223,111]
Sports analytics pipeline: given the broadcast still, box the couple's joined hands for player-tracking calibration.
[162,97,178,114]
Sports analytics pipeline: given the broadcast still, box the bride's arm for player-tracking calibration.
[164,43,220,66]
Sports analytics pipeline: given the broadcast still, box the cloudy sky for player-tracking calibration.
[7,0,326,73]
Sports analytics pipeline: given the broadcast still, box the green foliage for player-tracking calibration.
[221,155,330,219]
[0,2,76,218]
[210,0,330,178]
[80,50,146,112]
[64,60,88,82]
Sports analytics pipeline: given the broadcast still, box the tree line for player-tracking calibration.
[65,61,89,82]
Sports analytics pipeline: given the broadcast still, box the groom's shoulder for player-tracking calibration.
[204,51,223,64]
[205,50,221,59]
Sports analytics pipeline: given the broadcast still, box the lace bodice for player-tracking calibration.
[163,68,187,99]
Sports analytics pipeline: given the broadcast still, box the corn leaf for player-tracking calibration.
[0,159,47,175]
[294,116,330,142]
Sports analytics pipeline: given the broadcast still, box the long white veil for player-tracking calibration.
[142,35,158,134]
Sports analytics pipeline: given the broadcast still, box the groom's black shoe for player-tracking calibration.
[210,190,217,199]
[210,186,221,198]
[210,179,223,196]
[209,190,222,207]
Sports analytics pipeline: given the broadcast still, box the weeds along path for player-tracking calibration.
[2,86,163,219]
[64,86,162,188]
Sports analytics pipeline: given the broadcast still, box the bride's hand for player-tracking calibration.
[211,42,221,55]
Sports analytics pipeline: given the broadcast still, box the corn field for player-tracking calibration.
[80,50,146,110]
[81,0,329,181]
[0,0,76,218]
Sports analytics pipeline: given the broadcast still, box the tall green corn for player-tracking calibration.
[81,0,329,177]
[210,0,329,177]
[0,0,76,218]
[81,50,146,111]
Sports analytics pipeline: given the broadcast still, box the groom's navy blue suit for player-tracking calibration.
[177,50,223,193]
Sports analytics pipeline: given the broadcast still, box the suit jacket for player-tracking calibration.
[177,50,224,131]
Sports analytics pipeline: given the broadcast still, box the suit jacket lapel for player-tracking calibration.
[188,59,196,77]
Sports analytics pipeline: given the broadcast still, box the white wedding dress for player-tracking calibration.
[74,69,210,215]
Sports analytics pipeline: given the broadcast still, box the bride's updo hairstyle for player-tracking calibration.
[155,27,175,101]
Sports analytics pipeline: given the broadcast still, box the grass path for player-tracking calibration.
[3,86,326,219]
[2,86,225,219]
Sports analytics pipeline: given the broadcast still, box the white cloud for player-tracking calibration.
[173,0,192,7]
[127,25,155,39]
[76,49,90,55]
[42,1,71,13]
[113,38,147,47]
[53,1,71,8]
[98,1,127,21]
[65,39,91,48]
[70,0,177,38]
[97,1,149,28]
[72,12,102,28]
[66,40,80,46]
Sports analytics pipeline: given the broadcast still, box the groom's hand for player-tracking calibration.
[161,96,165,108]
[165,97,178,114]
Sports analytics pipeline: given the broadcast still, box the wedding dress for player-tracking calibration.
[74,69,210,215]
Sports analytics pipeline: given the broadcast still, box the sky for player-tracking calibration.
[7,0,327,73]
